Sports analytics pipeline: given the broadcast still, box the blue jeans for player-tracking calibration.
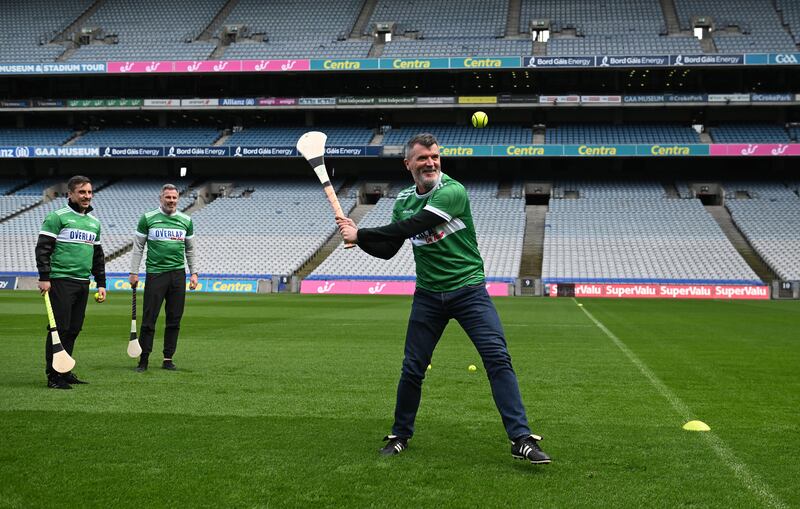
[391,283,532,441]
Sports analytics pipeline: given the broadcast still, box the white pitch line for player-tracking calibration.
[575,299,787,509]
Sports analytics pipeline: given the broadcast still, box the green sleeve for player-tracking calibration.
[40,212,62,236]
[136,215,148,235]
[186,218,194,237]
[426,183,466,219]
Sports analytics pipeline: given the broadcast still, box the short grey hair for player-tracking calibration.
[404,133,439,159]
[161,183,178,195]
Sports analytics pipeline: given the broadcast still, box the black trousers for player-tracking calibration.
[139,270,186,359]
[45,278,89,376]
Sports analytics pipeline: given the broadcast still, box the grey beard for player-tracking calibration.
[419,181,435,192]
[417,173,441,193]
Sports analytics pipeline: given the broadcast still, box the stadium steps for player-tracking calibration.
[518,205,548,278]
[773,2,798,40]
[103,240,132,263]
[370,132,385,145]
[506,0,522,37]
[662,181,680,198]
[368,40,384,58]
[336,176,358,198]
[699,132,712,143]
[497,180,513,198]
[198,0,240,42]
[533,126,545,144]
[181,185,208,215]
[706,205,777,283]
[57,47,79,62]
[63,130,87,146]
[215,132,232,146]
[351,0,378,39]
[94,178,117,193]
[659,0,681,34]
[3,179,36,196]
[294,202,374,280]
[0,200,44,224]
[533,41,546,55]
[53,0,106,45]
[700,35,717,53]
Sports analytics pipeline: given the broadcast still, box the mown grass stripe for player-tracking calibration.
[575,299,787,509]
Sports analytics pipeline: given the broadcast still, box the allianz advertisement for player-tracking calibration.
[92,277,258,293]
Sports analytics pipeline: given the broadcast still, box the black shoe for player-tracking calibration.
[62,372,88,384]
[47,376,72,390]
[379,435,408,456]
[511,434,551,464]
[135,360,148,372]
[162,360,177,370]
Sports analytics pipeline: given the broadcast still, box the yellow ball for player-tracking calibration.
[468,364,477,372]
[427,364,432,370]
[94,292,101,302]
[471,111,488,129]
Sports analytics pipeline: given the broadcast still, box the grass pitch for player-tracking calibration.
[1,292,798,508]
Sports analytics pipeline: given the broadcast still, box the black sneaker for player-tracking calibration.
[511,434,551,464]
[135,359,148,372]
[62,372,88,384]
[47,376,72,390]
[379,435,408,456]
[162,360,177,370]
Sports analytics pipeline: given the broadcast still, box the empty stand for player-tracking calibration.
[66,0,222,61]
[0,196,40,220]
[218,0,367,59]
[0,0,92,62]
[223,40,371,59]
[383,125,531,145]
[224,127,374,146]
[710,124,791,143]
[520,0,703,55]
[219,0,363,42]
[725,182,800,280]
[542,181,761,284]
[14,179,75,196]
[382,38,531,57]
[775,0,800,45]
[368,0,509,38]
[72,127,221,146]
[0,128,75,146]
[547,35,702,55]
[674,0,796,52]
[545,124,701,144]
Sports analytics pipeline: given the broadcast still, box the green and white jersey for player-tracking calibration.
[39,206,102,280]
[136,208,194,273]
[393,173,484,292]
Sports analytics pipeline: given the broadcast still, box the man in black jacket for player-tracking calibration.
[35,175,106,389]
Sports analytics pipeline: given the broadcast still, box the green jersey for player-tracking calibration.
[393,173,484,292]
[39,205,102,280]
[136,209,194,273]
